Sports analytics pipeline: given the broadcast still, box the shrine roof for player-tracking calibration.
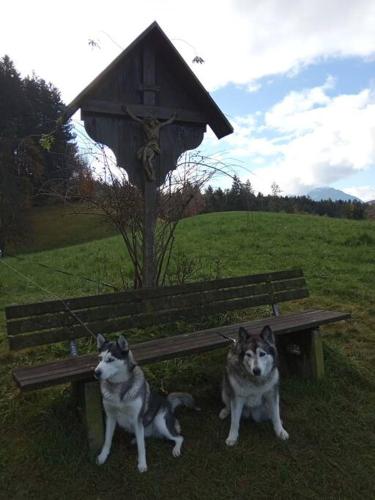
[65,21,233,139]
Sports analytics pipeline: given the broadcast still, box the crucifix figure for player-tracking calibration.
[125,106,176,182]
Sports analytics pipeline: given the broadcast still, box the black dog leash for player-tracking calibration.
[216,331,237,345]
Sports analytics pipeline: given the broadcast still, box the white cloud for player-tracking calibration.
[264,76,335,133]
[2,1,374,197]
[219,80,375,195]
[246,81,262,93]
[1,0,375,101]
[345,185,375,202]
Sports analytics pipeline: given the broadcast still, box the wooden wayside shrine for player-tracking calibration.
[65,21,233,286]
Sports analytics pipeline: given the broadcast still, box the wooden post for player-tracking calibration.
[309,328,325,379]
[277,328,325,379]
[82,381,104,456]
[143,180,157,287]
[142,45,157,287]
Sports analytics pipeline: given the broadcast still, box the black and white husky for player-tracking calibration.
[94,334,197,473]
[220,325,289,446]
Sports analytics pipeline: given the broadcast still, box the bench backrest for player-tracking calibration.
[5,269,308,351]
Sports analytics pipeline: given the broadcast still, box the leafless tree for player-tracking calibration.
[271,181,282,197]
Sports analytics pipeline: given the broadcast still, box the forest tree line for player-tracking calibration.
[200,177,366,220]
[0,55,85,254]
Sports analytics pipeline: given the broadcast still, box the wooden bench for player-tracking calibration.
[5,269,350,453]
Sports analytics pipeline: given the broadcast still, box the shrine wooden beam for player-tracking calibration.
[142,44,157,288]
[65,22,233,139]
[81,100,207,125]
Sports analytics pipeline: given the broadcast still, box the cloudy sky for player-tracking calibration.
[2,0,375,200]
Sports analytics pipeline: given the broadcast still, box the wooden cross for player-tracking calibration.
[140,45,159,287]
[67,22,233,288]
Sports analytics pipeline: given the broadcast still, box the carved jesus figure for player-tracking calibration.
[125,106,176,181]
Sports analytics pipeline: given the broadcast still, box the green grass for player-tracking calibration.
[1,211,374,499]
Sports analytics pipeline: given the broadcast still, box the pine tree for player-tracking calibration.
[0,55,84,253]
[227,175,243,210]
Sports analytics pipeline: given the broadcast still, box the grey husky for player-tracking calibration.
[220,325,289,446]
[94,334,197,473]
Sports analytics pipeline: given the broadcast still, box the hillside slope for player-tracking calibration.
[1,211,374,360]
[0,211,374,498]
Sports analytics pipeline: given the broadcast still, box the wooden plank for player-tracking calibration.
[8,289,310,350]
[8,278,307,335]
[12,310,348,386]
[310,329,325,379]
[8,293,270,349]
[12,310,350,390]
[82,381,104,455]
[12,311,342,390]
[142,43,157,287]
[270,277,306,293]
[5,269,303,319]
[273,288,309,303]
[15,332,229,388]
[7,282,273,335]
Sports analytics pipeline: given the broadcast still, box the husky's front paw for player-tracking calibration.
[172,436,183,457]
[277,428,289,440]
[138,462,148,473]
[225,436,238,447]
[96,452,109,465]
[172,446,181,457]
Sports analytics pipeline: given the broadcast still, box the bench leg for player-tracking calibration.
[277,328,325,380]
[75,381,104,457]
[71,381,82,408]
[309,328,325,380]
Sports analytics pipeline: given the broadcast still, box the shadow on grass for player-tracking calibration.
[1,345,374,499]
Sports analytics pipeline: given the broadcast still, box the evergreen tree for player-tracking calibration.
[227,175,243,210]
[0,56,82,197]
[214,187,226,211]
[203,185,215,212]
[201,181,365,221]
[0,55,84,253]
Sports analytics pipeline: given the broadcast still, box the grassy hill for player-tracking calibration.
[0,211,374,498]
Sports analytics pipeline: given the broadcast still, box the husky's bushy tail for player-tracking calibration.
[167,392,200,412]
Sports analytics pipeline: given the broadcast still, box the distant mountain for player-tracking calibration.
[367,200,375,205]
[307,187,362,202]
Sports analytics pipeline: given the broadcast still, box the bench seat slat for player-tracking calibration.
[13,310,350,391]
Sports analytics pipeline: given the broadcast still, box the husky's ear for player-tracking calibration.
[238,327,250,343]
[97,333,107,350]
[260,325,275,345]
[117,335,129,353]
